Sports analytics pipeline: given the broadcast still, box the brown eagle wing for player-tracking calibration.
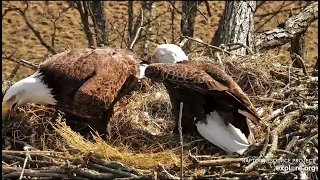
[192,62,261,124]
[145,63,228,91]
[145,63,260,125]
[40,48,139,118]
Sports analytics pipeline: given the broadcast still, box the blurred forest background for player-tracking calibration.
[2,1,318,81]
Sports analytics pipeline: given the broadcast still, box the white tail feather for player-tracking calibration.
[196,111,250,155]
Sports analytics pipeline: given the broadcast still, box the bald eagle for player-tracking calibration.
[143,44,261,155]
[2,47,146,136]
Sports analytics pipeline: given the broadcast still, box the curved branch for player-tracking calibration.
[3,4,57,54]
[255,2,318,52]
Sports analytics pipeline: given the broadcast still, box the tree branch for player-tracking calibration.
[4,3,57,54]
[255,2,318,52]
[2,51,38,70]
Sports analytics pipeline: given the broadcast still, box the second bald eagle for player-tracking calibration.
[144,44,261,155]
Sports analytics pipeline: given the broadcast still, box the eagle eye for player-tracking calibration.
[8,95,15,101]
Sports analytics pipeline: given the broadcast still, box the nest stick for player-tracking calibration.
[178,102,184,180]
[245,110,301,172]
[197,157,246,166]
[19,152,30,180]
[293,53,309,76]
[2,150,66,155]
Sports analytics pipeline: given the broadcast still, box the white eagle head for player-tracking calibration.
[2,70,57,119]
[151,44,188,64]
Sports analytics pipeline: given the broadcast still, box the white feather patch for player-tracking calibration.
[138,64,148,80]
[3,70,57,106]
[152,44,188,63]
[196,111,250,155]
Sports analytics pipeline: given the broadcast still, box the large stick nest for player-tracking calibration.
[2,53,318,180]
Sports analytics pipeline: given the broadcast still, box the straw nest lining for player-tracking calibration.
[2,53,318,179]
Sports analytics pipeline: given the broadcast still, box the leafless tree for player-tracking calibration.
[41,4,71,48]
[254,2,318,52]
[210,1,317,61]
[141,1,156,56]
[211,1,256,56]
[89,1,108,47]
[68,1,108,48]
[180,1,198,53]
[127,1,134,42]
[68,1,95,47]
[2,2,57,54]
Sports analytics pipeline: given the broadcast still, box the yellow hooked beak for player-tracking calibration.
[2,102,12,119]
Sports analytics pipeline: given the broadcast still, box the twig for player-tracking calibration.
[255,1,286,33]
[293,53,309,76]
[204,1,212,17]
[196,157,246,167]
[203,171,260,179]
[19,151,31,180]
[167,1,183,15]
[226,43,255,55]
[88,162,137,178]
[263,108,283,123]
[2,154,60,167]
[7,62,22,80]
[181,36,232,55]
[2,150,66,155]
[2,51,38,70]
[3,166,89,180]
[275,149,297,157]
[187,150,199,163]
[197,9,208,21]
[260,126,271,156]
[245,110,302,172]
[4,4,57,54]
[250,96,291,104]
[129,9,144,50]
[270,70,298,82]
[81,151,93,167]
[178,102,184,180]
[89,157,135,174]
[158,164,179,180]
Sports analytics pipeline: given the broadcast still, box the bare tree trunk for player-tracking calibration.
[212,1,256,56]
[141,1,156,56]
[170,1,176,43]
[89,1,108,47]
[69,1,95,48]
[290,30,306,68]
[210,14,224,47]
[127,1,134,42]
[180,1,198,53]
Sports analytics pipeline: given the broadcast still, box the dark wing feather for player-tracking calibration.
[145,63,228,92]
[145,63,260,125]
[192,62,254,107]
[192,62,261,124]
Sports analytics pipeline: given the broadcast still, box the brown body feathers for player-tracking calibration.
[145,61,261,144]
